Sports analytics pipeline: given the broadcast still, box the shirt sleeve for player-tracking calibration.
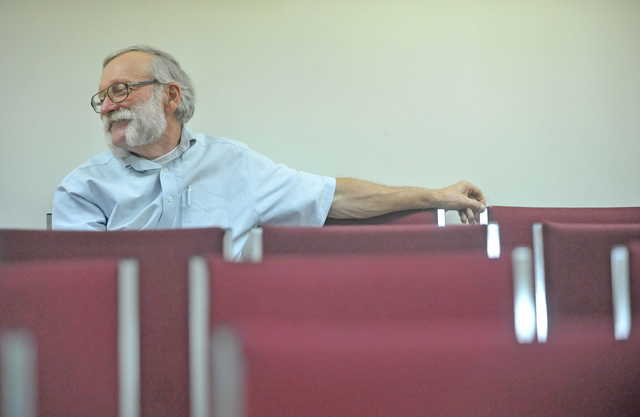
[246,147,336,227]
[52,183,107,230]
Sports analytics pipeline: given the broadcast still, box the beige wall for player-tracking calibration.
[1,0,639,228]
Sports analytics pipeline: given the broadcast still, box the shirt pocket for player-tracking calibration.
[182,186,230,229]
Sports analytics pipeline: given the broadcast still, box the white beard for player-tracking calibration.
[103,89,168,148]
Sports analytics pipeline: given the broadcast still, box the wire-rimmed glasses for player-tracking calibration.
[90,79,159,113]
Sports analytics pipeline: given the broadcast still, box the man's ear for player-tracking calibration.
[165,83,182,114]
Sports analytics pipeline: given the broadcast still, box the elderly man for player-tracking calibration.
[53,45,486,258]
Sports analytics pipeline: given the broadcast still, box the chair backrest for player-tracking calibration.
[0,228,225,417]
[535,222,640,342]
[0,228,225,262]
[210,320,640,417]
[629,241,640,286]
[324,209,439,226]
[205,253,515,335]
[262,224,499,258]
[629,241,640,317]
[612,240,640,340]
[489,205,640,252]
[0,258,137,417]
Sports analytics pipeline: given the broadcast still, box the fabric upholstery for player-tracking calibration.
[209,253,513,337]
[624,240,640,336]
[489,205,640,253]
[220,319,640,417]
[263,224,487,256]
[0,259,119,417]
[543,222,640,340]
[0,227,225,417]
[0,228,224,263]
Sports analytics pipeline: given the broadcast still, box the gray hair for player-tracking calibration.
[103,45,195,124]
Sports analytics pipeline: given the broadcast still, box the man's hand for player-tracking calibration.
[432,180,486,224]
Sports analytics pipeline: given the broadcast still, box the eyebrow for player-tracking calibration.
[97,79,133,92]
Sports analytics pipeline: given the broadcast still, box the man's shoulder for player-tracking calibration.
[83,149,119,167]
[190,132,267,165]
[192,132,251,152]
[61,150,123,184]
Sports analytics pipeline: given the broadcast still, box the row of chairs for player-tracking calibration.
[254,204,640,260]
[207,216,640,417]
[36,205,640,261]
[3,205,640,417]
[2,252,514,417]
[3,245,640,417]
[44,204,640,230]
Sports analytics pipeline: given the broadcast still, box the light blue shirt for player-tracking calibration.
[53,127,336,259]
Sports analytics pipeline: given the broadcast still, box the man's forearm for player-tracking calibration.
[328,177,436,219]
[328,177,486,222]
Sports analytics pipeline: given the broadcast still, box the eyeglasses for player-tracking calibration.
[90,79,159,113]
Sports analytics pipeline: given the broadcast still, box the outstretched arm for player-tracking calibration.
[328,178,486,224]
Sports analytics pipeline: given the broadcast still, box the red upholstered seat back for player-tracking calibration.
[324,209,437,225]
[542,222,640,338]
[0,259,119,417]
[490,206,640,253]
[627,240,640,319]
[0,228,225,417]
[208,253,513,336]
[263,224,487,256]
[215,320,640,417]
[0,228,224,262]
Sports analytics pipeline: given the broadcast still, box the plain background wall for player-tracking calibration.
[1,0,638,229]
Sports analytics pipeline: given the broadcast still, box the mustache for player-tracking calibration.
[102,109,136,132]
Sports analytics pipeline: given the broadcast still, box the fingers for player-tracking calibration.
[463,197,485,213]
[448,181,486,225]
[460,208,479,224]
[458,206,482,224]
[467,207,478,224]
[439,181,487,219]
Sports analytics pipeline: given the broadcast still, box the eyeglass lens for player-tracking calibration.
[92,82,130,112]
[109,83,129,102]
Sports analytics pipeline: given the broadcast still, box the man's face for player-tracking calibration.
[102,86,168,149]
[98,52,167,149]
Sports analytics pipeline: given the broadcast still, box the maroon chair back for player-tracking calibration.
[542,222,640,339]
[208,253,513,337]
[490,206,640,252]
[0,228,224,262]
[324,209,437,225]
[212,320,640,417]
[263,224,488,256]
[0,259,120,417]
[627,240,640,322]
[0,228,225,417]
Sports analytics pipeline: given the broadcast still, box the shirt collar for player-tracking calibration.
[113,126,196,171]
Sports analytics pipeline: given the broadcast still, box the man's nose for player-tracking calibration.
[100,96,119,115]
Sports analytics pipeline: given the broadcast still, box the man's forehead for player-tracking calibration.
[99,51,153,89]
